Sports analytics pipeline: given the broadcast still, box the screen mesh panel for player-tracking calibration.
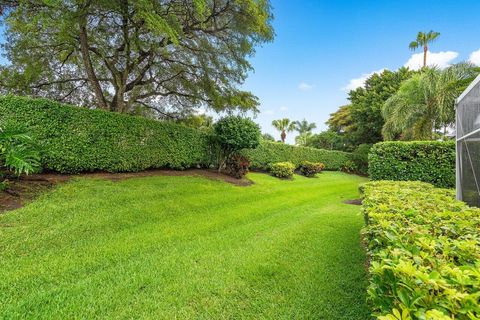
[457,76,480,207]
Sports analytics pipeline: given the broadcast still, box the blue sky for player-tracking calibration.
[243,0,480,143]
[2,1,480,143]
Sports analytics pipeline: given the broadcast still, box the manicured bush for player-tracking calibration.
[269,162,295,178]
[361,180,480,319]
[224,154,250,179]
[0,96,212,173]
[213,116,260,153]
[213,116,260,177]
[298,161,324,177]
[369,141,455,188]
[243,141,351,171]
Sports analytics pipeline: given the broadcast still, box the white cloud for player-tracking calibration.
[469,49,480,66]
[342,68,386,91]
[404,50,458,70]
[264,109,274,115]
[298,82,315,91]
[280,106,288,111]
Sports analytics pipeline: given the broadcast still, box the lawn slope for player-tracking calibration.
[0,172,370,319]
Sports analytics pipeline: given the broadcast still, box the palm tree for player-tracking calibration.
[293,119,317,134]
[409,31,441,68]
[295,132,313,146]
[382,63,478,140]
[271,118,296,143]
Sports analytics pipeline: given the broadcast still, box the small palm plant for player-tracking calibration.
[293,119,316,146]
[272,118,296,143]
[409,31,441,68]
[0,123,41,189]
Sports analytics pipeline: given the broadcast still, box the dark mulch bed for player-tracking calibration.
[343,199,362,205]
[0,178,55,213]
[0,169,252,214]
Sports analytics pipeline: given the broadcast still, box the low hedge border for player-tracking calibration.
[361,180,480,319]
[368,141,455,188]
[0,96,212,173]
[242,141,351,171]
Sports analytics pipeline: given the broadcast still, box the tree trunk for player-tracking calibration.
[281,130,286,143]
[423,45,428,68]
[111,83,127,113]
[78,15,108,110]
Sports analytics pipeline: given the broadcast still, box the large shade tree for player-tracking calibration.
[348,68,415,145]
[0,0,273,118]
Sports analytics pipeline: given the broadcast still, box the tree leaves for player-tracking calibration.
[0,0,274,117]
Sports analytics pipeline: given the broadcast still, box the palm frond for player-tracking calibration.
[4,145,41,175]
[409,41,419,50]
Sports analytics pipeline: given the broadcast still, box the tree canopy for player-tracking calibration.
[382,64,479,140]
[0,0,274,118]
[347,67,415,145]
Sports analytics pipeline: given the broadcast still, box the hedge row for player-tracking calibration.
[369,141,455,188]
[361,181,480,319]
[242,141,350,170]
[0,96,212,173]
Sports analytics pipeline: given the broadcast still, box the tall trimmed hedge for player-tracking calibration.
[243,141,350,170]
[0,96,211,173]
[369,141,455,188]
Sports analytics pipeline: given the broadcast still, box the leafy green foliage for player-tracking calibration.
[293,119,316,134]
[298,161,324,177]
[271,118,296,143]
[382,64,479,140]
[243,141,351,171]
[306,130,351,152]
[269,162,295,178]
[213,116,260,176]
[0,123,40,176]
[348,144,372,175]
[340,160,357,174]
[214,116,260,153]
[294,132,312,146]
[261,133,275,141]
[362,181,480,319]
[178,114,214,133]
[347,68,415,146]
[409,30,441,67]
[369,141,455,188]
[0,96,211,173]
[224,154,250,179]
[0,0,273,115]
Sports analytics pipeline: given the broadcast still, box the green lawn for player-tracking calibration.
[0,172,370,319]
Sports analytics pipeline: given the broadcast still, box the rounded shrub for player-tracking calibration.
[213,116,260,153]
[269,162,295,179]
[224,154,250,179]
[298,161,325,177]
[213,116,260,178]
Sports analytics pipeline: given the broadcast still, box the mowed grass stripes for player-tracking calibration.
[0,172,370,319]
